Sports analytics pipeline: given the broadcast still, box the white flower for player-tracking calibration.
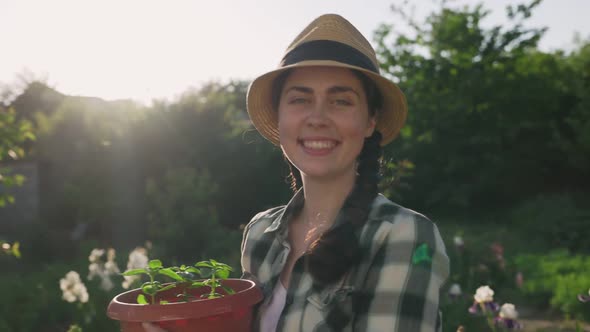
[99,275,115,291]
[127,247,148,270]
[122,275,140,289]
[449,283,462,296]
[121,247,148,289]
[107,248,116,261]
[88,262,101,280]
[499,303,519,319]
[87,247,120,292]
[474,285,494,303]
[105,260,120,274]
[60,271,89,303]
[88,249,105,263]
[453,236,464,247]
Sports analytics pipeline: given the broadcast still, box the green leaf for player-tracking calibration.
[207,292,222,299]
[195,261,213,268]
[215,269,230,279]
[186,267,200,274]
[221,285,235,295]
[149,259,163,269]
[189,281,206,288]
[159,300,169,304]
[159,284,176,292]
[199,268,212,278]
[142,283,158,296]
[158,268,184,281]
[137,294,148,304]
[11,242,20,258]
[122,268,147,276]
[216,263,232,271]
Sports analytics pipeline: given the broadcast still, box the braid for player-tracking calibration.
[306,130,383,285]
[285,157,301,193]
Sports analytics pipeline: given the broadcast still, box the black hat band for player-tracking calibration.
[280,40,378,73]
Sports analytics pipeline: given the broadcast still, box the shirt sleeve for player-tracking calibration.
[353,212,449,332]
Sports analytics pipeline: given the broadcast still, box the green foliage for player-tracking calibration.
[441,297,492,332]
[193,259,235,299]
[134,81,289,230]
[145,167,241,265]
[0,107,35,207]
[0,262,119,332]
[0,240,21,257]
[511,193,590,252]
[121,258,235,304]
[375,0,590,211]
[66,324,83,332]
[32,95,146,245]
[514,249,590,321]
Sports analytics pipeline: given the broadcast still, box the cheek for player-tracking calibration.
[277,111,299,143]
[341,115,372,139]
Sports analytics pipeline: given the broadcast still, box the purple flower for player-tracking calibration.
[495,317,522,330]
[468,285,500,316]
[468,301,500,315]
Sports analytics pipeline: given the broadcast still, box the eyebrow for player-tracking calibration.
[327,86,360,97]
[284,85,360,97]
[284,86,313,94]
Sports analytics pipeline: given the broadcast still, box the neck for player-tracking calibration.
[299,169,356,228]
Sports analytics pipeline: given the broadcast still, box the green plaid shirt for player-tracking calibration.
[241,190,449,331]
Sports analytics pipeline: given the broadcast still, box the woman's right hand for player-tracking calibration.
[141,322,167,332]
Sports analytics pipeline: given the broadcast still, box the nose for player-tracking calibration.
[305,100,329,128]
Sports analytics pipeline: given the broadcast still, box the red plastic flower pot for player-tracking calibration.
[107,278,263,332]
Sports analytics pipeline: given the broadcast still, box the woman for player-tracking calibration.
[145,13,448,332]
[242,14,449,332]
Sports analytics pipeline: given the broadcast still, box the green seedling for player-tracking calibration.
[121,259,234,304]
[193,259,235,299]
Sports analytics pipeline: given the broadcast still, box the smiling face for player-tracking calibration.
[277,66,376,182]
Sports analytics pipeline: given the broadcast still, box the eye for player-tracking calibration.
[288,97,310,105]
[332,98,353,106]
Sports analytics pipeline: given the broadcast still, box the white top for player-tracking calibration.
[258,280,288,332]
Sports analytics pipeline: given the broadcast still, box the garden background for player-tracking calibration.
[1,1,589,331]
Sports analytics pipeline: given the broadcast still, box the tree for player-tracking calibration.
[0,107,35,207]
[375,0,590,212]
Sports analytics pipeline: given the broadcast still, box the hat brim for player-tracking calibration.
[247,60,407,146]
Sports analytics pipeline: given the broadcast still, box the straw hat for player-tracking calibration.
[247,13,407,146]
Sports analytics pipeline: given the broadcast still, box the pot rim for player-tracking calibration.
[107,278,263,322]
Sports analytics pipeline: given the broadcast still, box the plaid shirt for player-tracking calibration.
[241,190,449,331]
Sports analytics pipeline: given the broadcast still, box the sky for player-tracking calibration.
[2,0,589,105]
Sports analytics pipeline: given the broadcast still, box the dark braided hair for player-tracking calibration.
[272,68,384,285]
[306,130,382,285]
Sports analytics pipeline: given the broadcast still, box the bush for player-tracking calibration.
[514,249,590,321]
[441,297,492,332]
[145,167,241,267]
[0,262,119,332]
[511,194,590,253]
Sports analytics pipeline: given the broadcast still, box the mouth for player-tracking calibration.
[297,138,339,155]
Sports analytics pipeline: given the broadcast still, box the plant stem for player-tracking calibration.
[149,273,155,305]
[210,271,216,298]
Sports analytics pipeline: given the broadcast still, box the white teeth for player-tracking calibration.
[302,141,335,149]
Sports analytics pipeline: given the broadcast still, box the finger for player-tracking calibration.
[141,322,167,332]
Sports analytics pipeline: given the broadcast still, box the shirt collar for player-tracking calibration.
[263,188,304,233]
